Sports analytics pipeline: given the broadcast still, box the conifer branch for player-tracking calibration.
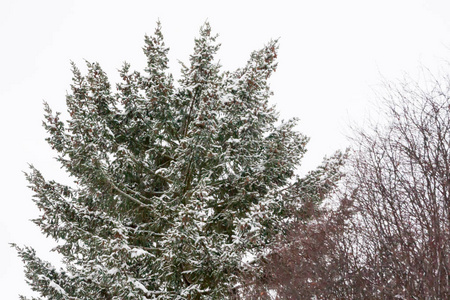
[97,166,152,209]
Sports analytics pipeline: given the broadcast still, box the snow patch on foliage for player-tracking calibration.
[49,281,67,295]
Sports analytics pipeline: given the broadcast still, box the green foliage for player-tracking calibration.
[15,22,345,299]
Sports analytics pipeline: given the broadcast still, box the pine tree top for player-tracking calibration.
[15,22,346,299]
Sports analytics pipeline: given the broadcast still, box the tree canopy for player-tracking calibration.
[247,71,450,299]
[14,22,345,299]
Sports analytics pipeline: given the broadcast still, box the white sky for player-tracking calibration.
[1,0,450,298]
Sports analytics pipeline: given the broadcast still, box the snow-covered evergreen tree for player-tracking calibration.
[14,23,346,299]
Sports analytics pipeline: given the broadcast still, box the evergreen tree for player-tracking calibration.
[14,23,345,299]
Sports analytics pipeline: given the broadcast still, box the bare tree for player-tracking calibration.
[243,71,450,299]
[348,73,450,298]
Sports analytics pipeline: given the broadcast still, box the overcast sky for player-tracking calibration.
[2,0,450,298]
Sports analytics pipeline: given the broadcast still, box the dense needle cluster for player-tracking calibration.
[14,23,345,299]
